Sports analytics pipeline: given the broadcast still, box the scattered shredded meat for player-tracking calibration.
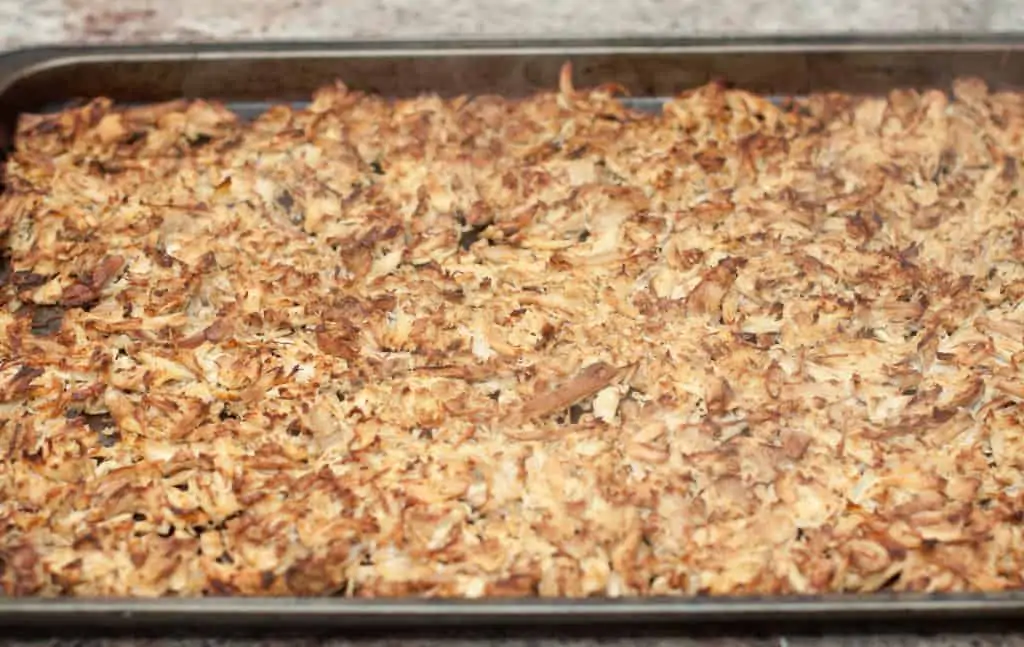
[1,67,1023,598]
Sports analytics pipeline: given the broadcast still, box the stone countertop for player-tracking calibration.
[2,0,1019,47]
[4,0,1024,645]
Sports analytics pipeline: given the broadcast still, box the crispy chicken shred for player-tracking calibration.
[3,68,1024,597]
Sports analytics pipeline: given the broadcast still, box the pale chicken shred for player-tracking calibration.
[1,72,1023,597]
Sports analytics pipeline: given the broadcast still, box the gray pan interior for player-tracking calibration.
[6,36,1024,128]
[2,36,1024,633]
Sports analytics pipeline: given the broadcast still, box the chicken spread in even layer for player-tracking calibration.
[2,68,1024,597]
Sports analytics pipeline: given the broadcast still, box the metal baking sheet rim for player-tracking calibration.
[2,35,1024,629]
[4,594,1024,629]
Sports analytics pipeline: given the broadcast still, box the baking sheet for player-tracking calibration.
[3,35,1024,632]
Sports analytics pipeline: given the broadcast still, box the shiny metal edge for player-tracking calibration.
[0,33,1021,106]
[1,593,1024,628]
[2,33,1024,86]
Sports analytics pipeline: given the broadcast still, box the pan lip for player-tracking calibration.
[2,591,1024,621]
[0,33,1021,99]
[4,32,1024,63]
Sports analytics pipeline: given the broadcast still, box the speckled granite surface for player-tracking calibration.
[0,0,1003,45]
[3,0,1024,645]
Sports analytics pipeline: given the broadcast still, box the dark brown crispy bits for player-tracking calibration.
[61,255,125,308]
[5,365,43,398]
[29,305,64,336]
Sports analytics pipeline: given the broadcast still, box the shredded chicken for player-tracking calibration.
[1,68,1023,598]
[511,361,624,424]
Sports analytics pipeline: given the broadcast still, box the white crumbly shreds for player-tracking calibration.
[1,70,1023,597]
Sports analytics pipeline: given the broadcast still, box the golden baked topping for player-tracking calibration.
[2,66,1023,597]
